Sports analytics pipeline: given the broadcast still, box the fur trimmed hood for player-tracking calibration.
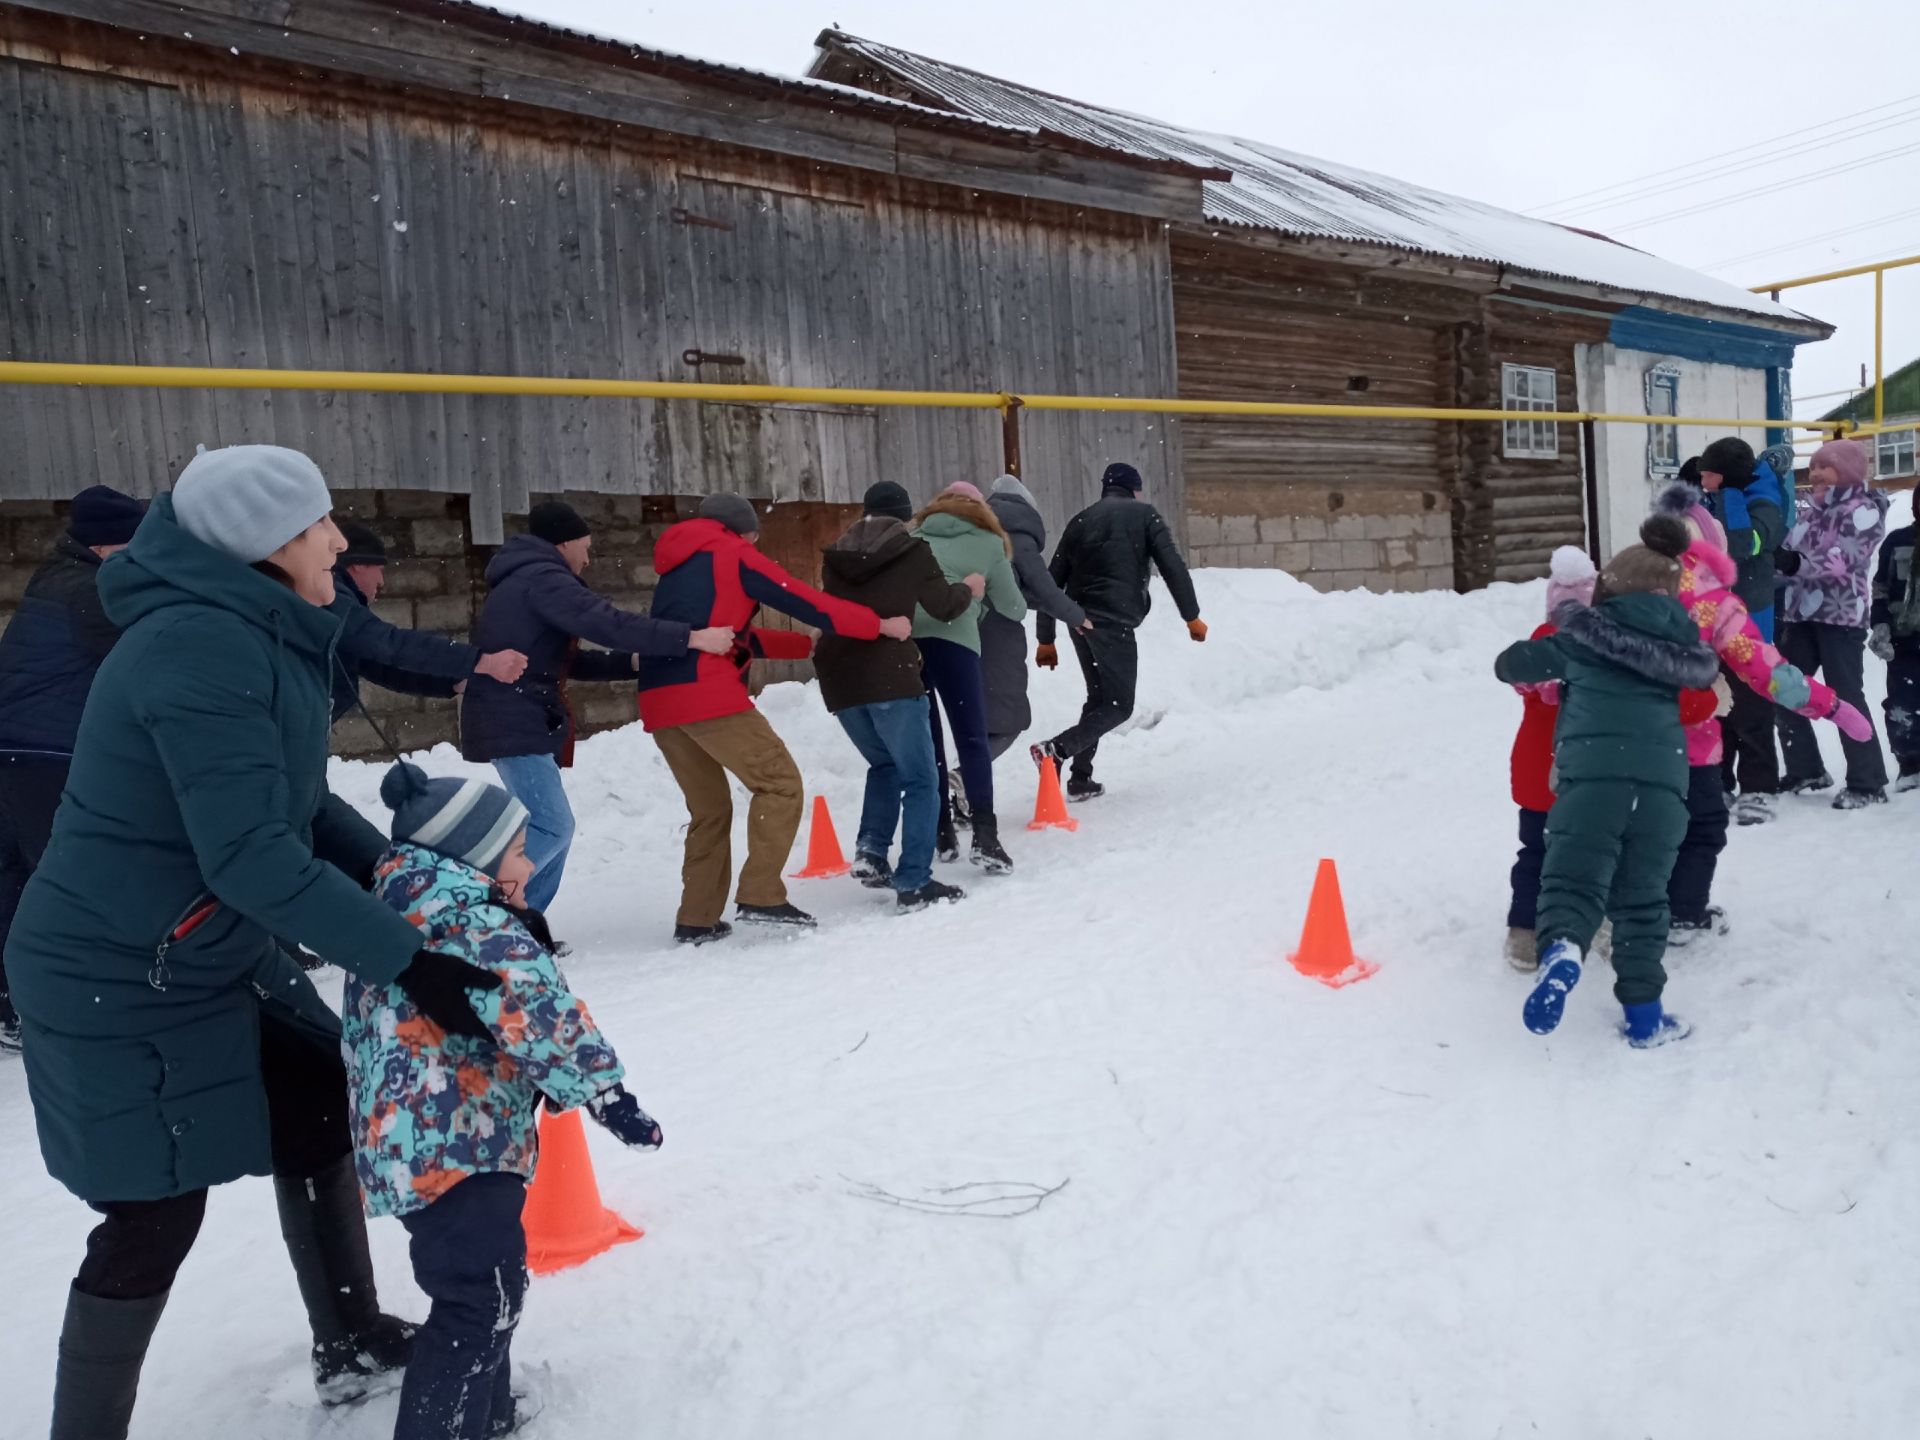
[1551,596,1719,690]
[911,491,1014,557]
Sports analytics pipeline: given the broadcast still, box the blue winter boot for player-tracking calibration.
[1522,939,1583,1035]
[1622,1001,1692,1049]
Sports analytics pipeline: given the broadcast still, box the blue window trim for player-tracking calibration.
[1609,307,1802,371]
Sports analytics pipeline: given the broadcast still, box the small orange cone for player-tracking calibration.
[1288,859,1378,988]
[1027,756,1080,832]
[524,1108,643,1276]
[790,795,852,878]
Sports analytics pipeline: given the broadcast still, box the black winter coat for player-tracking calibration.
[982,490,1085,737]
[459,535,692,763]
[1872,523,1919,654]
[1035,490,1200,643]
[0,535,122,753]
[328,567,479,723]
[814,517,971,714]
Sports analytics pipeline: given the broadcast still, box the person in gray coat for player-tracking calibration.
[981,474,1090,762]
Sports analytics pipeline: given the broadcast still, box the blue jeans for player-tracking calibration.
[395,1173,527,1440]
[837,696,938,893]
[492,754,573,913]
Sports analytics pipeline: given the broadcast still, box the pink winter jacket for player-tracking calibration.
[1678,538,1838,766]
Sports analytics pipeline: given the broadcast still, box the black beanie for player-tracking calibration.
[528,501,591,546]
[863,481,914,522]
[337,519,388,567]
[67,485,146,548]
[1698,438,1756,486]
[1101,462,1143,493]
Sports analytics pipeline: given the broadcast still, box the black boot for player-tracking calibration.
[50,1285,169,1440]
[274,1155,416,1405]
[969,812,1013,874]
[935,814,960,864]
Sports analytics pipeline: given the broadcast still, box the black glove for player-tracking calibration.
[1773,547,1802,577]
[587,1085,663,1150]
[396,950,503,1041]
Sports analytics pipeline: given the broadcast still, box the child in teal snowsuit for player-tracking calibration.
[344,763,662,1439]
[1493,516,1719,1048]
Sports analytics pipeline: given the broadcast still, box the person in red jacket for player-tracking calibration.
[639,494,907,940]
[1506,546,1719,972]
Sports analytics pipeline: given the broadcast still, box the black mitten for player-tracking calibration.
[586,1085,664,1150]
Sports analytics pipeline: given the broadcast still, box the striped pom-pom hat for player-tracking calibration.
[379,762,530,878]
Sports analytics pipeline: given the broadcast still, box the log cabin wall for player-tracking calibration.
[0,7,1185,548]
[1171,233,1469,592]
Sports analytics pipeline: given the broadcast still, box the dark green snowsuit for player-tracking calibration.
[1494,593,1719,1005]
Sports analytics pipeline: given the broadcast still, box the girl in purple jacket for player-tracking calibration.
[1777,440,1891,807]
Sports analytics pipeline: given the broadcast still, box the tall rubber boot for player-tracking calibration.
[49,1284,169,1440]
[274,1155,417,1406]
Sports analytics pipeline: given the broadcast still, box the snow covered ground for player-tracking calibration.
[4,513,1917,1438]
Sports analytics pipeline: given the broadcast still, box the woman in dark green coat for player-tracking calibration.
[5,446,503,1440]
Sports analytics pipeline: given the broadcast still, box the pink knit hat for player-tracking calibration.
[943,481,985,502]
[1546,545,1596,615]
[1809,439,1869,488]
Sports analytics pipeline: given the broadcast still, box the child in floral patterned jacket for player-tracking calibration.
[345,762,661,1440]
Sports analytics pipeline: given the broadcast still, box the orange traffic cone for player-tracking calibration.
[789,795,852,878]
[1027,756,1080,833]
[523,1108,644,1276]
[1288,859,1378,988]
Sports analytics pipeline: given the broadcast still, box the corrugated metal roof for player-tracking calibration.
[814,31,1826,333]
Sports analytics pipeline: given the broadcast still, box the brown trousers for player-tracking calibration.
[653,709,804,926]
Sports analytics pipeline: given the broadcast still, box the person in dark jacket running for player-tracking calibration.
[1031,462,1205,799]
[7,447,508,1439]
[328,520,526,723]
[460,502,732,916]
[641,493,901,940]
[982,474,1088,762]
[1696,438,1788,824]
[0,484,144,1051]
[815,481,981,910]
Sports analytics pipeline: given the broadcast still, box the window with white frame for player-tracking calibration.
[1645,365,1680,477]
[1877,427,1916,479]
[1502,364,1559,459]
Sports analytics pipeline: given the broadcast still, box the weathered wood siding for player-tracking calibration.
[0,21,1182,542]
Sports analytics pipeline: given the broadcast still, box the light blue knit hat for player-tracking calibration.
[172,444,333,563]
[380,762,530,878]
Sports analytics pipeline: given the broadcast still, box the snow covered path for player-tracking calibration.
[3,554,1917,1439]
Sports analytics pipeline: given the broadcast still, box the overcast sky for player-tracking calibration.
[513,0,1918,428]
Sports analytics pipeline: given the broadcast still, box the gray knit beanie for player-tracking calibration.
[172,445,333,563]
[380,762,530,879]
[698,493,761,536]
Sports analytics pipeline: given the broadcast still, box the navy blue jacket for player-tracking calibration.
[459,535,692,763]
[328,567,479,723]
[0,535,122,754]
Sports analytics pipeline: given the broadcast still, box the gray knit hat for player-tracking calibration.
[172,445,333,563]
[380,762,530,879]
[698,493,760,536]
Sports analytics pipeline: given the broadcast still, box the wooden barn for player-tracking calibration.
[1,0,1220,749]
[809,31,1833,589]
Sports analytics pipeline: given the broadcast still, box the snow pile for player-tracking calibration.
[3,560,1916,1438]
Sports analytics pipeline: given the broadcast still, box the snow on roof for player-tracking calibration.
[814,31,1826,333]
[398,1,1040,140]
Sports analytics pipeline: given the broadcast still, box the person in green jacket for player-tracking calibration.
[1493,515,1719,1050]
[910,482,1027,873]
[5,446,505,1439]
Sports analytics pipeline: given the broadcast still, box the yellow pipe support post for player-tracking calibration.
[0,360,1848,433]
[1875,268,1885,430]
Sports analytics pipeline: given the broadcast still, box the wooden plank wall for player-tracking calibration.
[0,27,1181,544]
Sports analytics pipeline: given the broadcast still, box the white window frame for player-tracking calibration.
[1876,427,1916,480]
[1645,365,1681,477]
[1502,363,1559,460]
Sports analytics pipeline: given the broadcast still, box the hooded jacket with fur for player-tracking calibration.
[909,492,1026,654]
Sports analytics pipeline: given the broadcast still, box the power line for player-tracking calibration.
[1702,205,1920,272]
[1606,139,1920,232]
[1548,108,1920,222]
[1529,90,1920,216]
